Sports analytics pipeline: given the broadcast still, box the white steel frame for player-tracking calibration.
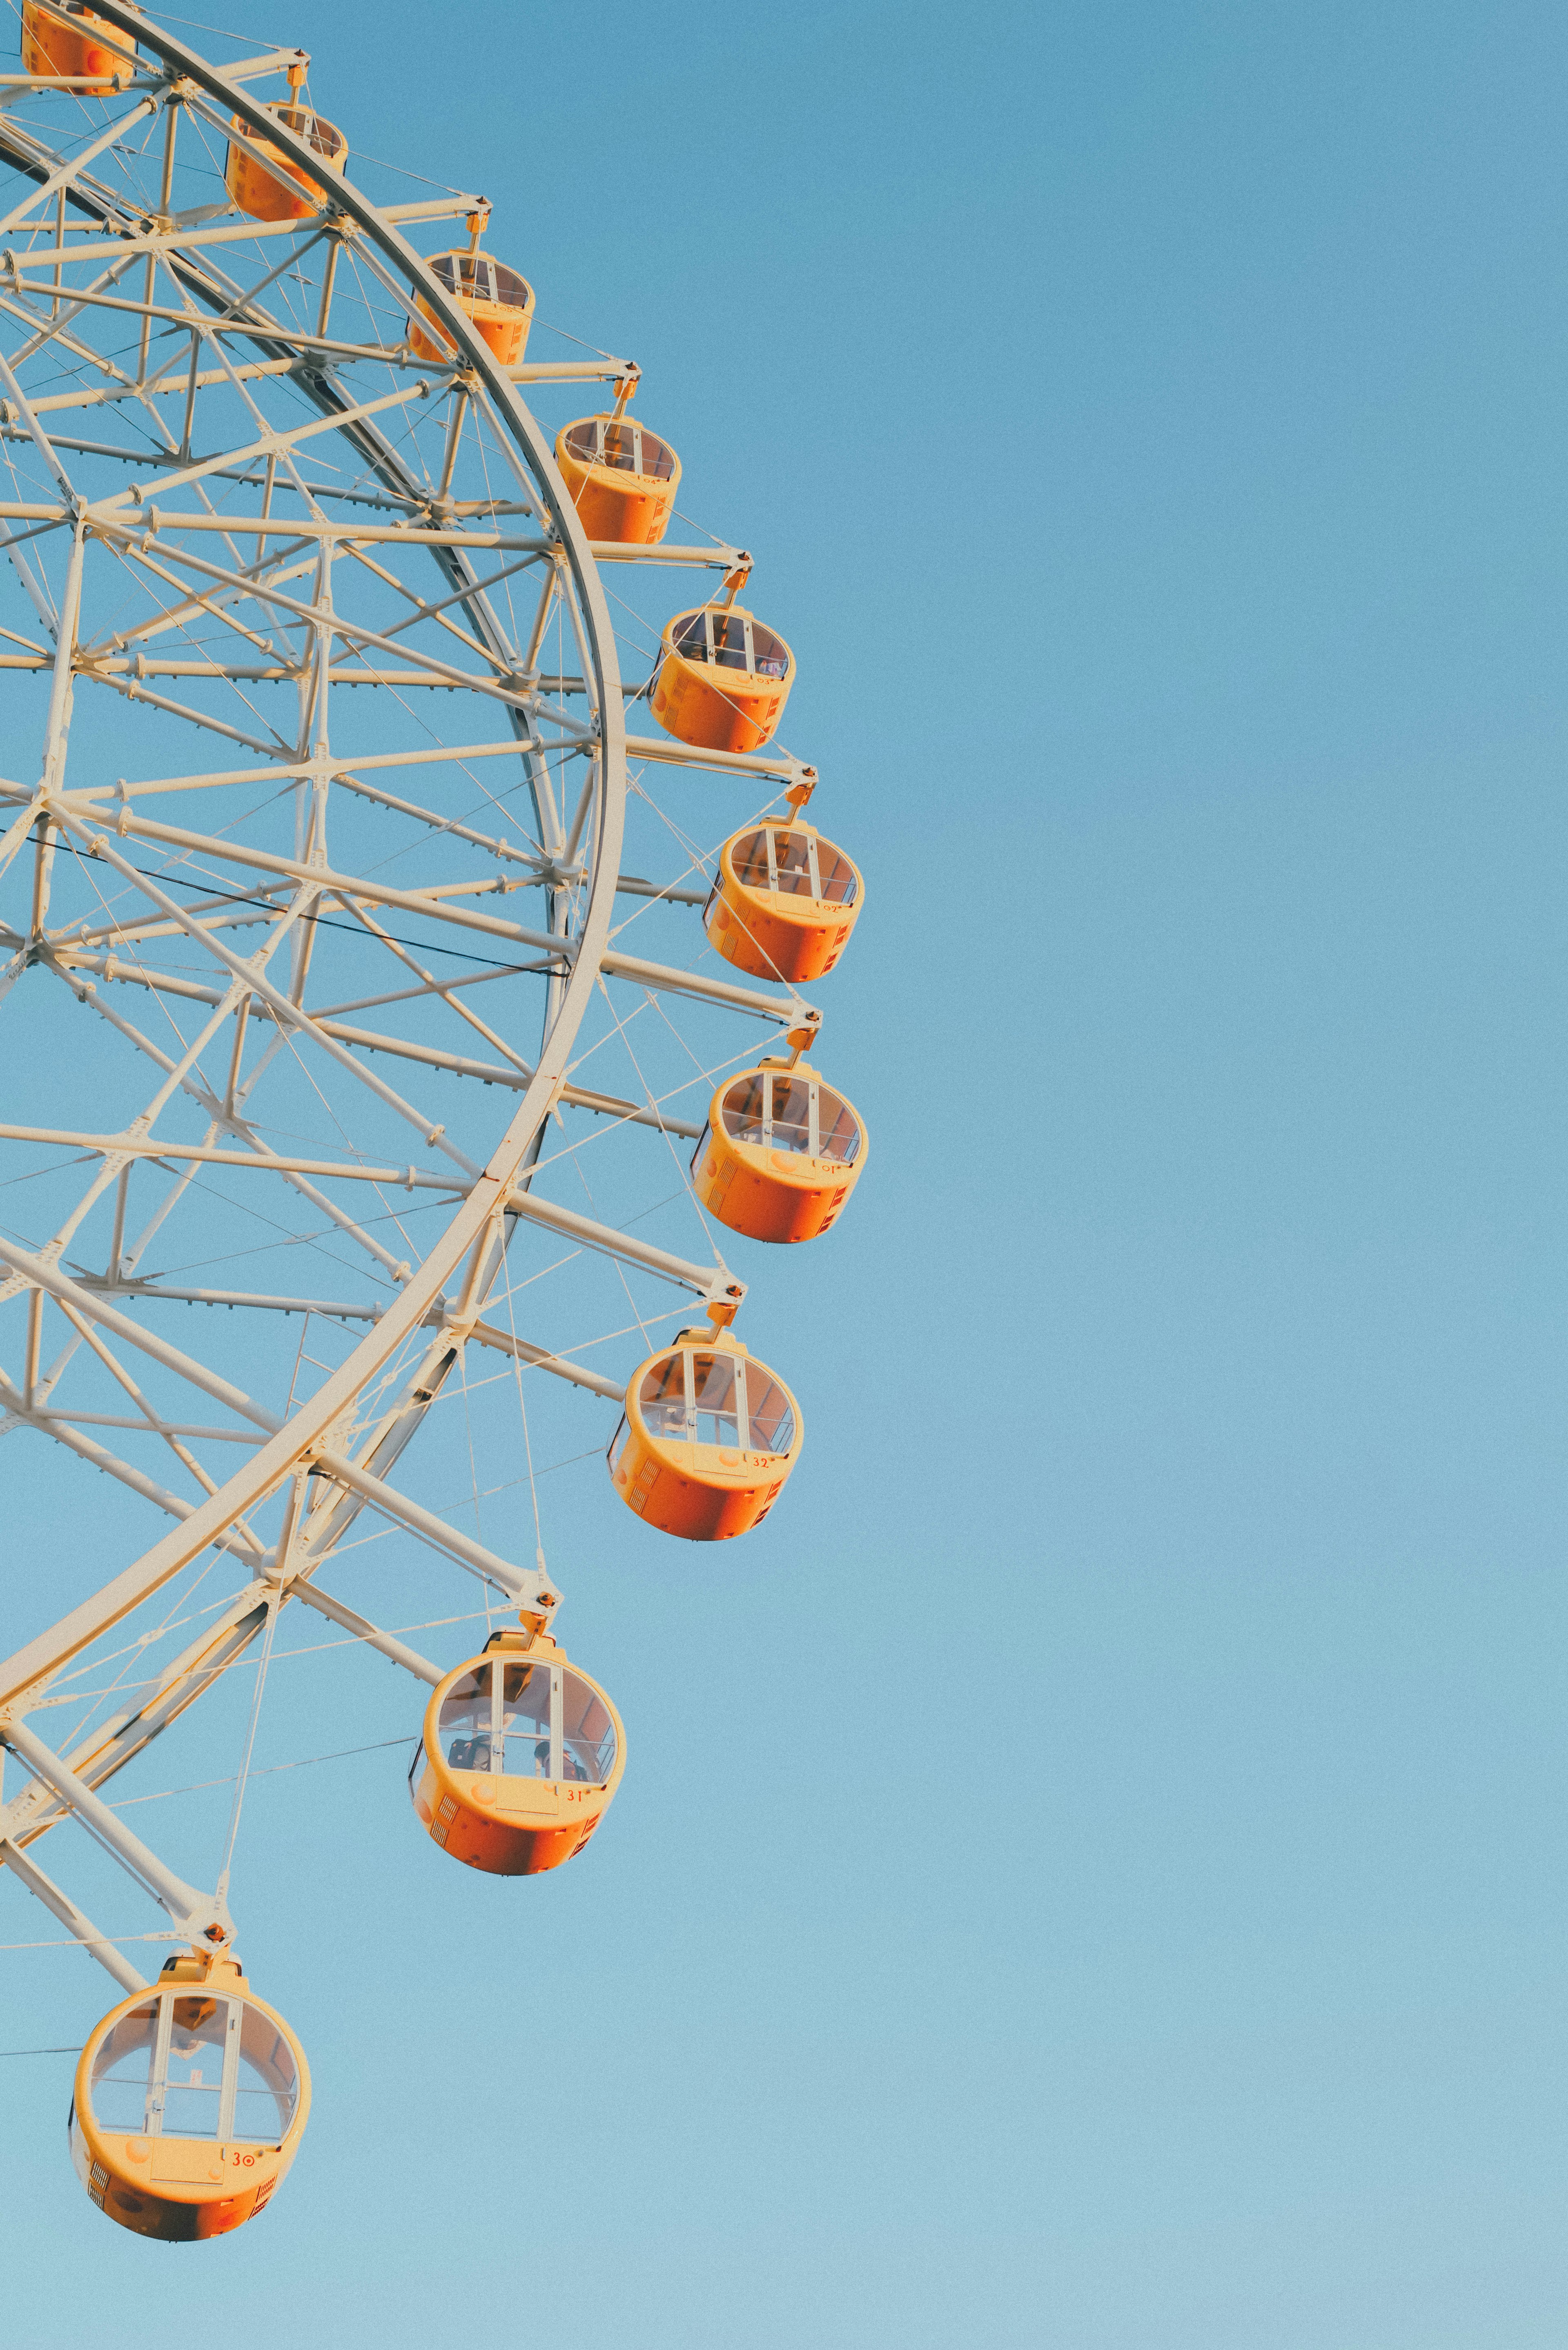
[0,4,825,1996]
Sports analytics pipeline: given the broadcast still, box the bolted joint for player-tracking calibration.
[785,1004,822,1058]
[702,1270,746,1328]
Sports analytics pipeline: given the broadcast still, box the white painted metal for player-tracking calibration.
[0,5,822,1995]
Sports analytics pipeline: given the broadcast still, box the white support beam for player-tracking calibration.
[0,1835,148,1994]
[306,1447,546,1607]
[0,1231,279,1431]
[0,1717,233,1948]
[74,805,567,954]
[0,1124,464,1194]
[601,946,820,1033]
[501,1188,738,1304]
[464,1315,625,1402]
[283,1581,441,1684]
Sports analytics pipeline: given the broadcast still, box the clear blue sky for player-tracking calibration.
[4,1,1568,2343]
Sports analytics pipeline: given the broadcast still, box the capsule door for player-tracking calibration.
[21,0,135,87]
[651,605,794,755]
[225,104,347,223]
[70,1957,309,2241]
[410,251,535,368]
[555,415,681,544]
[411,1639,624,1876]
[609,1334,802,1539]
[706,822,863,983]
[695,1064,867,1243]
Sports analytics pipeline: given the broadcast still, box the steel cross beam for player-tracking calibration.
[0,7,630,1724]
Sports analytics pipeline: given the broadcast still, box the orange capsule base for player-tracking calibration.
[410,1632,624,1877]
[71,1954,310,2242]
[225,107,346,225]
[21,0,135,88]
[409,265,533,370]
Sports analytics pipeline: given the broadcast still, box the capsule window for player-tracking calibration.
[770,1078,812,1154]
[671,610,789,678]
[692,1351,740,1446]
[270,105,344,161]
[440,1666,491,1772]
[746,1373,797,1456]
[727,827,858,908]
[563,418,676,480]
[431,252,530,309]
[439,1658,618,1786]
[638,1351,691,1442]
[563,1674,618,1783]
[634,1346,793,1455]
[87,1993,298,2145]
[717,1072,864,1166]
[816,1089,862,1165]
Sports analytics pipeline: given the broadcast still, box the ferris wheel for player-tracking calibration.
[0,0,868,2241]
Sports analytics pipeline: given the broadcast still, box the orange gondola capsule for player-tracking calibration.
[225,103,346,224]
[410,1629,624,1876]
[693,1059,867,1243]
[554,414,681,544]
[410,250,535,369]
[20,0,136,88]
[706,819,863,983]
[609,1327,802,1540]
[70,1952,309,2242]
[650,603,793,755]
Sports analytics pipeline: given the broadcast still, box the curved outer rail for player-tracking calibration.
[0,8,628,1718]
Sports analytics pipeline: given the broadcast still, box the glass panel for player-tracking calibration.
[499,1662,552,1777]
[816,1087,862,1165]
[746,1373,796,1457]
[638,1352,691,1442]
[691,1352,739,1447]
[638,428,676,481]
[673,610,708,661]
[488,260,530,308]
[273,105,341,159]
[710,611,750,671]
[89,2002,158,2135]
[814,843,859,906]
[234,2004,299,2147]
[597,419,639,473]
[562,1670,616,1784]
[430,254,528,309]
[749,622,790,679]
[564,419,600,462]
[721,1073,767,1147]
[160,1994,230,2140]
[771,831,817,898]
[770,1077,812,1154]
[729,827,770,889]
[439,1665,493,1773]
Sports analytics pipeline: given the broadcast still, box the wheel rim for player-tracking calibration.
[0,5,826,1946]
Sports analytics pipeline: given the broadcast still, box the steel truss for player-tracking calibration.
[0,5,822,1989]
